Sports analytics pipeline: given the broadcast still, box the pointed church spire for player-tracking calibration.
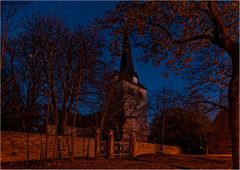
[120,31,136,80]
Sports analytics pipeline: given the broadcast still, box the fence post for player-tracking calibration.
[130,132,136,158]
[108,129,114,159]
[95,128,101,160]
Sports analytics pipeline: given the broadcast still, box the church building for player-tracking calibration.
[107,32,148,141]
[48,32,148,141]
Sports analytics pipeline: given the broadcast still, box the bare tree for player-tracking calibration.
[1,2,25,68]
[1,2,28,131]
[149,88,184,152]
[1,9,107,160]
[150,88,211,153]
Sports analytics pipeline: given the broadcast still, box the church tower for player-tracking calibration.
[115,32,148,141]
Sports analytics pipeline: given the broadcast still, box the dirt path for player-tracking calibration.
[1,154,232,169]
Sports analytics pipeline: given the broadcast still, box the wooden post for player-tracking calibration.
[95,128,101,160]
[130,133,136,158]
[108,129,114,159]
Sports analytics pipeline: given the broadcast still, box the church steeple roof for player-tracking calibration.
[120,31,137,79]
[117,31,146,89]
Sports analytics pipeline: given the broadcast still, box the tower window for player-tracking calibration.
[133,76,138,84]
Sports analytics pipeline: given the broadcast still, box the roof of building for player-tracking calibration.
[118,31,146,90]
[120,31,135,76]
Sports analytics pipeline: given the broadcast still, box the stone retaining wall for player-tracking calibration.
[135,141,182,156]
[1,131,182,162]
[1,131,95,162]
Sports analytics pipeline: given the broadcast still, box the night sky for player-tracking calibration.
[15,1,184,95]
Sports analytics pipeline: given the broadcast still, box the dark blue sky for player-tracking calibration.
[17,1,183,96]
[12,1,220,121]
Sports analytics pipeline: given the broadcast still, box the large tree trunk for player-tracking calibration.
[207,7,239,167]
[228,48,239,169]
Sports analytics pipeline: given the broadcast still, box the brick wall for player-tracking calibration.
[1,131,95,162]
[135,141,182,156]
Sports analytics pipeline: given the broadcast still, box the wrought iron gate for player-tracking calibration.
[114,141,130,158]
[100,140,130,158]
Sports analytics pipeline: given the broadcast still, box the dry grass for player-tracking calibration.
[1,154,232,169]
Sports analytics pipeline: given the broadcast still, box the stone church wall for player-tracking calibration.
[122,80,148,141]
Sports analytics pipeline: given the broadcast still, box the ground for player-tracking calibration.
[1,154,232,169]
